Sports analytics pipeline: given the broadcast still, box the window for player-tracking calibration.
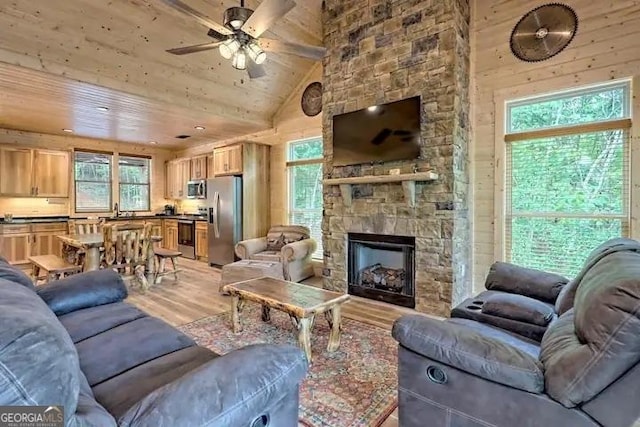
[74,151,112,212]
[287,137,323,259]
[119,155,151,211]
[504,81,631,277]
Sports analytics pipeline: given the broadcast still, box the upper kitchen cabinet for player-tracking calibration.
[212,144,243,176]
[165,158,191,199]
[33,150,70,197]
[190,155,208,180]
[0,147,70,197]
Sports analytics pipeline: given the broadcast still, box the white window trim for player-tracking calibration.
[493,76,639,264]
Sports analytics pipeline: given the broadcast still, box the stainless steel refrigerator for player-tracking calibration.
[207,176,242,266]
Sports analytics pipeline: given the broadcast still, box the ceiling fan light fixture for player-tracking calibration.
[219,38,241,60]
[232,50,247,70]
[223,7,253,31]
[246,41,266,65]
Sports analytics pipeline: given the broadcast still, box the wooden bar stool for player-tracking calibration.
[154,248,182,284]
[29,255,83,285]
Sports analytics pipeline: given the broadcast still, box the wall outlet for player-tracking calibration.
[389,168,401,175]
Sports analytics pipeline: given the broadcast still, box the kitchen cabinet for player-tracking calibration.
[0,148,34,196]
[0,147,70,197]
[0,222,67,265]
[195,221,208,260]
[33,150,70,197]
[212,144,243,176]
[146,219,163,238]
[191,155,208,180]
[163,219,178,251]
[207,155,215,179]
[165,159,191,199]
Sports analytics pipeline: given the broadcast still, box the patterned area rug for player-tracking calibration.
[179,305,397,427]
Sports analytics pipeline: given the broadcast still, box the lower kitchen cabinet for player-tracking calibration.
[163,220,179,251]
[195,222,208,260]
[0,222,67,266]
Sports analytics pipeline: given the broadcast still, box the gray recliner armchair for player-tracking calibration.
[392,238,640,427]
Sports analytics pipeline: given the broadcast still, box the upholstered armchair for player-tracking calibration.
[235,225,317,282]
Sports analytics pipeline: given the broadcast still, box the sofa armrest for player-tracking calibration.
[281,239,317,262]
[235,237,268,259]
[36,270,127,316]
[392,315,544,393]
[119,344,308,427]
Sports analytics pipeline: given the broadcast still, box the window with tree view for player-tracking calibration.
[505,81,631,277]
[75,151,112,212]
[288,137,323,259]
[119,155,150,211]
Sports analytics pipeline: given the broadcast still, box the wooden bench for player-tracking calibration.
[29,254,83,285]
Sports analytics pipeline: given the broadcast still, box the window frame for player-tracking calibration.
[286,137,324,260]
[499,79,633,276]
[73,150,113,214]
[118,154,151,212]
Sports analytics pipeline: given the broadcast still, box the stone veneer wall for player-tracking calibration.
[321,0,471,316]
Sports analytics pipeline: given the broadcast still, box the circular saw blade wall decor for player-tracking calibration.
[301,82,323,117]
[510,3,578,62]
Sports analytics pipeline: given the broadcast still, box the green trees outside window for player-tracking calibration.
[505,81,630,277]
[288,138,323,259]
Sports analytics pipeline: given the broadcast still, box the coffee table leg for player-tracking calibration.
[297,316,313,363]
[231,295,244,333]
[325,305,342,352]
[261,305,271,322]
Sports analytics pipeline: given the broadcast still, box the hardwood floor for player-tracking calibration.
[126,257,415,427]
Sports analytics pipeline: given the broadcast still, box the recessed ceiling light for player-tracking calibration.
[194,125,205,130]
[62,128,73,133]
[149,141,158,145]
[96,106,109,112]
[367,106,379,112]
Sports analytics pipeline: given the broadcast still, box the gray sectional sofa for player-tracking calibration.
[393,238,640,427]
[0,257,308,426]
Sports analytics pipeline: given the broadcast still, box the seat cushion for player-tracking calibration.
[250,251,282,262]
[58,302,148,343]
[76,316,196,386]
[93,346,218,420]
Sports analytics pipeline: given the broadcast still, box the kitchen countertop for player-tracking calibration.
[0,214,207,224]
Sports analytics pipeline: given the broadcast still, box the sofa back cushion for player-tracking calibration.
[0,256,35,291]
[541,247,640,407]
[266,225,309,251]
[0,278,80,417]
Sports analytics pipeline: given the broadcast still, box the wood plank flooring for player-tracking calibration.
[126,257,414,427]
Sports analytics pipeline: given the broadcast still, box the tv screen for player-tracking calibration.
[332,96,421,167]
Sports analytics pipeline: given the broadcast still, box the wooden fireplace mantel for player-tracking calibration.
[322,171,438,207]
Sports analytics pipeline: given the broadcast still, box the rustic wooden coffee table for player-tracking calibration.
[222,277,351,362]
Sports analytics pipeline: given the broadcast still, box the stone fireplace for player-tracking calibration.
[321,0,471,317]
[348,233,416,308]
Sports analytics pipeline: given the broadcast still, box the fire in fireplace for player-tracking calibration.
[347,233,415,308]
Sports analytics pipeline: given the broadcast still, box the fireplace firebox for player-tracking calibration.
[347,233,415,308]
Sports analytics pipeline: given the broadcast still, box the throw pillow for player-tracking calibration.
[266,233,287,252]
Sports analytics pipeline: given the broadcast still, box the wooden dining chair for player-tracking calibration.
[68,217,105,236]
[102,222,153,292]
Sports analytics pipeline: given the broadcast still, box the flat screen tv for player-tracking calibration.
[332,96,421,167]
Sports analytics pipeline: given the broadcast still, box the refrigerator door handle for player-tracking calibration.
[213,191,221,238]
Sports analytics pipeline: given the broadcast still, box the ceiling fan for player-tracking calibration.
[162,0,326,79]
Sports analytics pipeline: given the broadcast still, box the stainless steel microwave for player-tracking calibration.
[187,180,206,199]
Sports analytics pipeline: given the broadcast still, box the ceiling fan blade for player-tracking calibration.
[166,41,223,55]
[207,28,229,41]
[260,38,326,60]
[160,0,232,35]
[241,0,296,38]
[247,61,267,79]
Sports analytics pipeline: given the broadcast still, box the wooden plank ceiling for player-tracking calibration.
[0,0,323,148]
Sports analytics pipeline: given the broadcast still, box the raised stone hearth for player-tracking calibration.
[321,0,471,317]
